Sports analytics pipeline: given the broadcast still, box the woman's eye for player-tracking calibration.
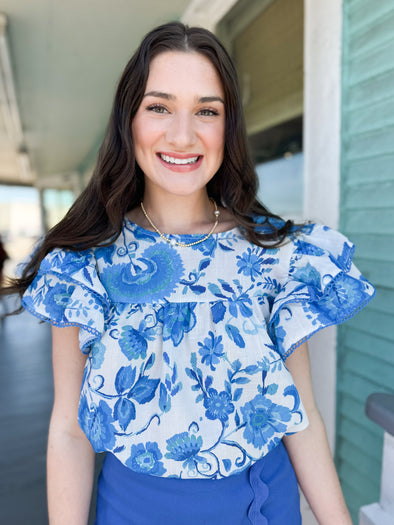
[198,108,219,117]
[146,104,168,114]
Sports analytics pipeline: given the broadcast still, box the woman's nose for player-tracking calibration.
[166,112,196,148]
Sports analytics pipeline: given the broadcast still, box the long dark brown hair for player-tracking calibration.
[4,21,297,300]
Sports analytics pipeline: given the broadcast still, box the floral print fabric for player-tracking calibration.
[22,219,375,479]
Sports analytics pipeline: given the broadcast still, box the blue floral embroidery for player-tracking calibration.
[241,395,292,448]
[191,236,219,256]
[292,262,322,291]
[309,273,366,323]
[236,247,277,281]
[91,341,105,369]
[42,282,75,321]
[237,248,262,281]
[100,243,185,302]
[119,326,148,360]
[198,331,224,370]
[204,389,235,422]
[95,244,117,265]
[40,250,87,274]
[293,240,325,257]
[158,303,197,346]
[165,431,205,471]
[79,397,116,451]
[126,442,166,476]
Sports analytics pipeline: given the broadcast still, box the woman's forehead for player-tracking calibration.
[145,51,224,99]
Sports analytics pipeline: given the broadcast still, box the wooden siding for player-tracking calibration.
[337,0,394,521]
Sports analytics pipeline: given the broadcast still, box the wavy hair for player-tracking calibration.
[4,21,297,299]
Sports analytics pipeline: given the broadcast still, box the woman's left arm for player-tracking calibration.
[283,342,352,525]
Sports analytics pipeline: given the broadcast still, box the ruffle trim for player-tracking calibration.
[22,261,111,353]
[268,226,376,360]
[248,463,269,525]
[279,281,376,361]
[35,268,111,316]
[21,300,101,354]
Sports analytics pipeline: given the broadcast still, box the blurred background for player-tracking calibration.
[0,1,393,524]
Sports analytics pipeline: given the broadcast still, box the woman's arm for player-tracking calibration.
[283,342,352,525]
[47,326,95,525]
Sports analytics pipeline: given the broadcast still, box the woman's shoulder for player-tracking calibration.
[285,222,355,265]
[249,216,360,275]
[37,246,97,275]
[252,215,348,247]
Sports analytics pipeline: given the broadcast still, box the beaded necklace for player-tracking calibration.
[140,200,220,248]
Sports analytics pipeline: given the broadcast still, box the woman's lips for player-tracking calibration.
[156,152,203,172]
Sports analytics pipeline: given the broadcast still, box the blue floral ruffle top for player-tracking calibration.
[22,218,375,479]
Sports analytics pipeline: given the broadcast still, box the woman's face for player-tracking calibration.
[132,51,225,200]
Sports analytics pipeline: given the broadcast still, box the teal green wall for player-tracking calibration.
[338,0,394,522]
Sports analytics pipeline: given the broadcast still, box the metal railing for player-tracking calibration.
[359,393,394,525]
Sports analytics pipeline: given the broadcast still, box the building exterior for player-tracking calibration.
[337,1,394,521]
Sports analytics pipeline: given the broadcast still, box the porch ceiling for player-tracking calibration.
[0,0,190,188]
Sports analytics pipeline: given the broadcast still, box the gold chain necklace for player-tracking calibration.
[140,199,220,248]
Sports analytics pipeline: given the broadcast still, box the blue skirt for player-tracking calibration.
[94,441,301,525]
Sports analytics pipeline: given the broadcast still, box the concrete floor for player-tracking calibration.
[0,303,102,525]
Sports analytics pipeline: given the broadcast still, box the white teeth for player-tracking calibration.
[160,154,199,165]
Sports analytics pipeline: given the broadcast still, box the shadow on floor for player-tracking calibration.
[0,307,102,525]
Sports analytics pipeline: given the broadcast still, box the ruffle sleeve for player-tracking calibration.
[268,224,376,360]
[21,248,110,354]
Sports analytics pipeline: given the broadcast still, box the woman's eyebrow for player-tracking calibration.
[199,96,224,104]
[143,91,175,100]
[143,91,224,104]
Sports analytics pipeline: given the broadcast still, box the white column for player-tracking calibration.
[303,0,343,448]
[302,1,343,523]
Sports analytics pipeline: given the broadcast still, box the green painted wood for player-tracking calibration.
[348,2,394,36]
[346,125,394,160]
[342,208,394,234]
[337,439,382,476]
[347,154,394,185]
[349,37,394,85]
[338,372,393,406]
[342,349,394,389]
[348,234,394,262]
[341,319,392,345]
[341,478,379,525]
[347,70,394,111]
[349,11,394,56]
[338,396,383,440]
[344,328,394,364]
[336,427,381,464]
[345,181,394,209]
[363,287,394,314]
[339,459,381,498]
[338,1,394,519]
[338,419,384,459]
[344,306,394,341]
[347,98,394,135]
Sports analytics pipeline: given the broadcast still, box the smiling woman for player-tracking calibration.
[2,21,375,525]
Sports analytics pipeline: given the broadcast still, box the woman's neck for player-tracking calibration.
[139,191,216,235]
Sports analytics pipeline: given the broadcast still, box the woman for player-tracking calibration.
[7,22,374,524]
